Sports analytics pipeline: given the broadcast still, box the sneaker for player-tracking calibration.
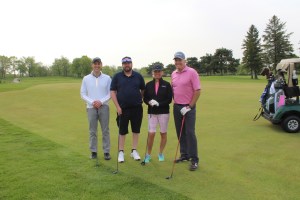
[158,153,164,162]
[130,150,141,161]
[175,156,189,163]
[189,161,198,171]
[104,153,111,160]
[144,154,151,163]
[118,151,124,163]
[90,152,97,159]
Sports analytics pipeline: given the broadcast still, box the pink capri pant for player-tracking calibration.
[148,114,170,133]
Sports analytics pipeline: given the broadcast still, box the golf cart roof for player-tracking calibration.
[276,58,300,71]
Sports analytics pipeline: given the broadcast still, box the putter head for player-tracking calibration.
[141,161,146,166]
[165,176,172,180]
[112,170,118,174]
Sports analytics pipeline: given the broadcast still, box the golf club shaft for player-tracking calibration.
[168,116,185,178]
[114,115,121,174]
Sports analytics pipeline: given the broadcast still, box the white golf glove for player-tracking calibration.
[149,99,159,107]
[152,100,159,106]
[180,106,191,116]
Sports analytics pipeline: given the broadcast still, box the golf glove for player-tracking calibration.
[180,106,191,116]
[151,99,159,106]
[149,99,159,107]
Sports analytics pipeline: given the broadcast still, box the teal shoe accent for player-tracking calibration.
[158,153,164,162]
[144,154,151,163]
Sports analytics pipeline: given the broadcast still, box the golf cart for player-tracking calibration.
[260,58,300,133]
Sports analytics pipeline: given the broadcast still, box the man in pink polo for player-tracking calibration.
[171,51,201,171]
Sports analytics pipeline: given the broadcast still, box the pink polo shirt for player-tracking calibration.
[171,66,201,104]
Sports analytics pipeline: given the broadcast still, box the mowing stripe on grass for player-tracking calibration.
[0,118,190,200]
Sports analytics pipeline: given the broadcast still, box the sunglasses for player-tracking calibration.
[122,58,132,63]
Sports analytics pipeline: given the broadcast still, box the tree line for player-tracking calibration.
[0,15,298,80]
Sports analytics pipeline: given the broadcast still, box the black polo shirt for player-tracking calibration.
[110,71,145,109]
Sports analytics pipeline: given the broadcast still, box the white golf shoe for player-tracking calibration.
[130,150,141,161]
[118,151,124,163]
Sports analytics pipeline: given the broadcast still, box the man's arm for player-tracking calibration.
[110,90,122,115]
[189,89,201,108]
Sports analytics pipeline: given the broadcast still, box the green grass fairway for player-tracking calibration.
[1,76,300,199]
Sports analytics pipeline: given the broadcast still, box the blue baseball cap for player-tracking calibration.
[92,57,101,63]
[152,65,163,71]
[173,52,185,60]
[122,57,132,63]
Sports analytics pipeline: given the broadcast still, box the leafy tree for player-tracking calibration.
[242,25,263,79]
[200,54,214,75]
[164,64,175,76]
[139,67,149,77]
[16,58,27,77]
[80,56,92,76]
[36,63,49,76]
[0,55,11,79]
[262,15,294,70]
[24,57,38,77]
[51,56,70,76]
[71,58,82,77]
[102,66,115,77]
[186,57,200,73]
[213,48,234,75]
[146,61,164,75]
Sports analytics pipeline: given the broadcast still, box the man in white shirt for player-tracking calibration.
[80,57,112,160]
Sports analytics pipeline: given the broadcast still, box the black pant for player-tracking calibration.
[116,105,143,135]
[173,104,199,163]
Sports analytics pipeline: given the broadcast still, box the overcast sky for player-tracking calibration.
[1,0,299,68]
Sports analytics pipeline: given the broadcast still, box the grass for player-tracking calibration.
[0,118,188,200]
[1,76,300,199]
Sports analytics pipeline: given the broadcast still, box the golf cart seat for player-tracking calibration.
[283,86,300,99]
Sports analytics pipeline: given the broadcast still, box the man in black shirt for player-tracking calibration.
[110,56,145,163]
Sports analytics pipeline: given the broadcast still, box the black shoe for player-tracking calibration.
[104,153,111,160]
[90,152,97,159]
[174,156,190,163]
[189,161,198,171]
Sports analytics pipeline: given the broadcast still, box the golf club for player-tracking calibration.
[166,115,185,180]
[141,107,152,166]
[113,115,121,174]
[141,132,150,166]
[95,108,100,168]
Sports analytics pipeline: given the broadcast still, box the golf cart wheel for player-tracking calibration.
[281,115,300,133]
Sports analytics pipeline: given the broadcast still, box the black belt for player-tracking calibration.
[174,104,189,106]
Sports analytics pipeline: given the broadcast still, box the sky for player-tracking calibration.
[1,0,300,68]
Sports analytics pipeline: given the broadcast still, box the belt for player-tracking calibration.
[174,104,189,106]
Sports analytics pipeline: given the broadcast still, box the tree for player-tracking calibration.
[186,57,200,73]
[262,15,294,70]
[200,54,214,75]
[0,55,11,79]
[71,58,82,77]
[164,64,175,76]
[25,57,38,77]
[51,56,70,76]
[80,56,92,76]
[102,66,115,77]
[146,61,164,75]
[16,58,27,77]
[242,25,263,79]
[213,48,234,75]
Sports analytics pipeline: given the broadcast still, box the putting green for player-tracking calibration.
[0,76,299,199]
